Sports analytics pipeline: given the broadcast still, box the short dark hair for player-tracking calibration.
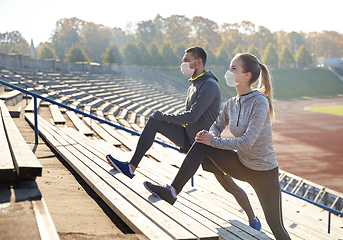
[185,46,207,66]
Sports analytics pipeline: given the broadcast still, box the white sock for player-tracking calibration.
[170,186,177,199]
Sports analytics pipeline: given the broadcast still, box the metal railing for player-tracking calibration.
[0,74,180,151]
[0,73,342,234]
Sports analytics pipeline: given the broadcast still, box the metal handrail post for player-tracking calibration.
[328,210,331,234]
[34,96,38,144]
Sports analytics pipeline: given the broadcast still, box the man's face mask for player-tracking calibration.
[180,60,197,78]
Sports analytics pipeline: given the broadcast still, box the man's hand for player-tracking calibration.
[149,111,156,118]
[195,130,214,146]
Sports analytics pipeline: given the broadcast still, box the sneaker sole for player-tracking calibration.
[106,155,120,172]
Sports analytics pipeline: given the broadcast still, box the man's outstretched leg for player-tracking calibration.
[106,118,190,178]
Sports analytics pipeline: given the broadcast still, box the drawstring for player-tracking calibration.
[237,97,241,127]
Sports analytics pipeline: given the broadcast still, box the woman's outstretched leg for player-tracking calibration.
[215,174,255,220]
[248,167,291,240]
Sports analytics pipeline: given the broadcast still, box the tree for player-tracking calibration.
[280,46,294,68]
[247,45,260,61]
[111,27,129,49]
[79,22,112,63]
[297,45,312,68]
[287,31,305,50]
[51,17,84,60]
[64,44,89,63]
[137,41,151,66]
[136,20,159,46]
[102,43,122,64]
[216,46,231,67]
[191,16,221,50]
[160,42,178,66]
[148,43,163,66]
[164,15,191,47]
[38,45,57,60]
[0,31,31,54]
[233,44,243,56]
[174,43,187,60]
[122,42,139,65]
[204,45,216,66]
[262,43,278,68]
[9,47,21,54]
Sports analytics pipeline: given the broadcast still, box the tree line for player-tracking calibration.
[1,15,343,69]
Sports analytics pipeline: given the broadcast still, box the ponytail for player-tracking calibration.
[258,63,274,123]
[234,53,274,123]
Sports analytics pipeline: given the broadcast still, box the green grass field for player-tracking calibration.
[159,67,343,101]
[306,106,343,116]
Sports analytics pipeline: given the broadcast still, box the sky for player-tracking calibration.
[0,0,341,45]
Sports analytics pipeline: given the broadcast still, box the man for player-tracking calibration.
[107,46,221,178]
[106,46,261,230]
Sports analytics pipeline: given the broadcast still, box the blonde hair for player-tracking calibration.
[234,53,274,121]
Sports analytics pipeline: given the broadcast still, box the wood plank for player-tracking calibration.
[2,107,42,178]
[51,127,216,239]
[0,90,21,99]
[137,158,272,240]
[31,199,60,240]
[66,111,93,136]
[0,110,14,179]
[56,127,221,239]
[49,105,66,124]
[83,118,121,146]
[28,114,220,239]
[24,113,184,240]
[99,123,136,150]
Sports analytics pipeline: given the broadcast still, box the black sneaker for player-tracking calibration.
[143,181,177,205]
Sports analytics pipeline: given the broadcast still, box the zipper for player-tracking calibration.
[237,97,241,127]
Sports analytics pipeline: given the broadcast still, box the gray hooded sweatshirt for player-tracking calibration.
[210,90,278,171]
[154,70,221,143]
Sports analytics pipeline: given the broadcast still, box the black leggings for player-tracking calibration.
[130,118,256,220]
[130,118,221,174]
[172,142,291,240]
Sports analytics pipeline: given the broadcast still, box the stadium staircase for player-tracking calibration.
[1,67,343,239]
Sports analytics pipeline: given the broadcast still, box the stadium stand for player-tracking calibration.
[1,66,343,239]
[0,100,59,240]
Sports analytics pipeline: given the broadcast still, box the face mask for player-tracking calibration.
[224,70,239,87]
[180,60,196,78]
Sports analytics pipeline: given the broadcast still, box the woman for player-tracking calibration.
[144,53,291,240]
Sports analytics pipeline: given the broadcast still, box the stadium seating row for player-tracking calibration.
[0,100,59,240]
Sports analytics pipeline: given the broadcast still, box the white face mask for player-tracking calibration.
[180,60,196,78]
[224,70,240,87]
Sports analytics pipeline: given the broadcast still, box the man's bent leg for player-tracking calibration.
[130,118,189,168]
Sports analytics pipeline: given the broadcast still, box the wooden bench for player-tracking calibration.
[66,111,93,136]
[0,90,22,106]
[49,105,66,125]
[83,117,120,145]
[25,97,41,112]
[0,100,42,179]
[24,113,220,240]
[0,180,60,240]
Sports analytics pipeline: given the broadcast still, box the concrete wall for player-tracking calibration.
[0,53,116,74]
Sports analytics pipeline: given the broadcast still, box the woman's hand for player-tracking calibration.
[195,130,214,146]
